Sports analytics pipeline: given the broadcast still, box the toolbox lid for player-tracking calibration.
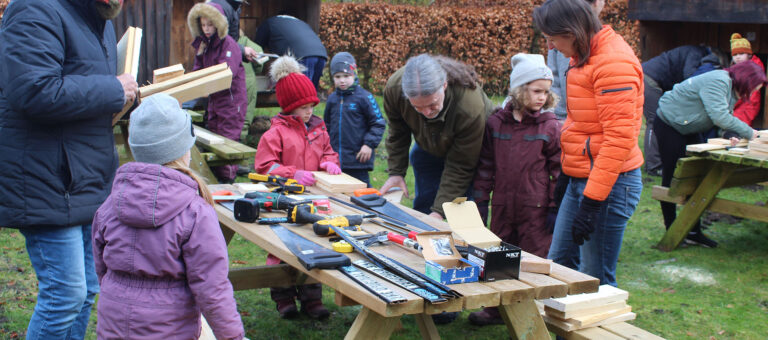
[442,197,501,249]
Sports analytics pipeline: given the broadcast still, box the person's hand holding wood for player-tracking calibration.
[117,73,138,106]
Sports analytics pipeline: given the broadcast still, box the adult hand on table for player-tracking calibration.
[117,73,138,106]
[571,197,603,246]
[380,175,409,199]
[428,212,443,220]
[294,170,316,186]
[320,161,341,175]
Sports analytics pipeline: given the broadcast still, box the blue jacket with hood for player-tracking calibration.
[323,84,386,170]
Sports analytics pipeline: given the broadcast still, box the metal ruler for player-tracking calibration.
[354,260,446,303]
[339,265,407,305]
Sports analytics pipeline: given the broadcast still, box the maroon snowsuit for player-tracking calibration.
[473,106,561,258]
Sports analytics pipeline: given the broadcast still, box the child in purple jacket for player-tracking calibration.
[188,2,248,183]
[92,94,244,339]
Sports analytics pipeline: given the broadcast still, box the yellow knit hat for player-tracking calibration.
[730,33,752,56]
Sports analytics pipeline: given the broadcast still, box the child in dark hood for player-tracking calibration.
[92,94,244,339]
[469,53,561,326]
[253,55,340,320]
[187,2,248,183]
[323,52,386,186]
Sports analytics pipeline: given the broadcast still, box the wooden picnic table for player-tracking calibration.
[210,184,602,339]
[652,149,768,251]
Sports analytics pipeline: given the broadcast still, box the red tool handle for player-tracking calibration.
[387,232,407,245]
[407,231,419,240]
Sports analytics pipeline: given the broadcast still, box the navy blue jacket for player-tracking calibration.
[323,85,385,170]
[254,15,327,60]
[642,45,709,91]
[0,0,125,228]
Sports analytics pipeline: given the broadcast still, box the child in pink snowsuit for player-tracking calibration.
[188,2,248,182]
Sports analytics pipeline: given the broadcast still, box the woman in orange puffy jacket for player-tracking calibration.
[533,0,644,286]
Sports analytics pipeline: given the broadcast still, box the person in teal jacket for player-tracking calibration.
[655,61,765,248]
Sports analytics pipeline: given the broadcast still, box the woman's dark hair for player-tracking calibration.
[727,61,767,99]
[533,0,602,68]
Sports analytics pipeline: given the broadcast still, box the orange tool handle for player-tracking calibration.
[353,188,381,197]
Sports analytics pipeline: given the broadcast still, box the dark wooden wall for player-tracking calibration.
[113,0,172,86]
[628,0,768,24]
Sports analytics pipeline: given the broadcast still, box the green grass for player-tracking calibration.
[2,98,768,339]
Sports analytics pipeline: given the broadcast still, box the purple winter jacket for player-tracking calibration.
[92,162,244,340]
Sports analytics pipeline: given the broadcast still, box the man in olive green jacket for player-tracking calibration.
[380,55,493,219]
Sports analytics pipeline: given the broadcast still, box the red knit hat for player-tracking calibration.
[270,56,319,113]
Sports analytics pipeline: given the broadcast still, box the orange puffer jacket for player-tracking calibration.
[562,25,644,201]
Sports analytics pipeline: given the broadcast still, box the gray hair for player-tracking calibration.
[401,54,447,98]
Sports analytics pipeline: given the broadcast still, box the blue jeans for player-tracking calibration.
[20,224,99,340]
[299,56,326,92]
[547,169,642,286]
[409,143,473,214]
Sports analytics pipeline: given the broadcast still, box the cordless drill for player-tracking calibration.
[234,192,310,223]
[257,203,323,224]
[312,214,375,236]
[248,173,305,193]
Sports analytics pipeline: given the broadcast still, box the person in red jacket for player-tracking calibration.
[253,55,340,320]
[534,0,644,287]
[730,33,765,127]
[469,53,561,326]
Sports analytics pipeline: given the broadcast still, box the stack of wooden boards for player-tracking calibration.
[686,131,768,157]
[113,26,142,125]
[541,285,636,333]
[311,172,367,193]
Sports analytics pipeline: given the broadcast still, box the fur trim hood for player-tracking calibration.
[187,2,228,40]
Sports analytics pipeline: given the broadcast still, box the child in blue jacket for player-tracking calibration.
[323,52,386,186]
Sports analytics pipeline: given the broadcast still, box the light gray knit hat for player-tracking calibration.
[508,53,554,91]
[128,93,196,165]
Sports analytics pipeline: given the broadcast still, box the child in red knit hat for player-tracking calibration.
[253,55,340,320]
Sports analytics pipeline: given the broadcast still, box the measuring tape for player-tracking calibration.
[331,240,353,253]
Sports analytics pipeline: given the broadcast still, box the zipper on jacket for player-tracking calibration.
[600,87,632,95]
[582,137,594,170]
[338,96,344,167]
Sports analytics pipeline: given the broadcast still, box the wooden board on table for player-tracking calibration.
[748,141,768,153]
[707,138,748,146]
[153,64,185,83]
[194,126,226,145]
[543,312,635,332]
[541,284,628,312]
[160,68,232,104]
[567,305,633,328]
[140,63,228,98]
[311,171,367,193]
[686,143,726,152]
[545,258,600,295]
[545,300,628,320]
[521,256,552,274]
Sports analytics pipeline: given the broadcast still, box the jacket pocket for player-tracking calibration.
[600,87,632,95]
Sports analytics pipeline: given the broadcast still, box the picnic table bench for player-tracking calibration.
[652,149,768,251]
[209,184,663,339]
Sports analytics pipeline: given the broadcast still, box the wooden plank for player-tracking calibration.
[658,163,736,251]
[547,261,600,295]
[543,312,635,332]
[194,126,226,145]
[413,313,440,340]
[449,281,499,310]
[601,322,666,340]
[498,299,550,340]
[334,291,360,307]
[545,301,629,320]
[140,62,228,98]
[669,166,768,197]
[671,157,712,179]
[484,278,534,305]
[686,143,726,152]
[653,185,768,223]
[190,146,218,184]
[161,68,232,104]
[521,257,552,274]
[312,171,367,193]
[153,63,185,83]
[344,307,400,340]
[541,285,628,313]
[228,265,319,291]
[518,272,568,299]
[568,305,633,328]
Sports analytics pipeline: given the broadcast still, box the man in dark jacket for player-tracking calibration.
[0,0,136,337]
[254,15,328,91]
[208,0,259,62]
[641,45,714,175]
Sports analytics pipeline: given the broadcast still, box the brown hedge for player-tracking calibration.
[320,1,638,95]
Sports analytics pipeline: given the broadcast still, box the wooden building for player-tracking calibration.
[113,0,321,86]
[628,0,768,127]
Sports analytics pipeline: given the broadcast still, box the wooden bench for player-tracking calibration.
[652,153,768,251]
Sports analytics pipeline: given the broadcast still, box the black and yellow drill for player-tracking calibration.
[234,192,310,223]
[248,173,305,194]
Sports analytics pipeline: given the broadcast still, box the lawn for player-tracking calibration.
[1,97,767,339]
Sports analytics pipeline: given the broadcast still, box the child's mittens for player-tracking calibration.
[320,162,341,175]
[294,170,316,186]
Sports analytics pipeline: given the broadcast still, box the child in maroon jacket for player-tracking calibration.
[469,54,561,326]
[253,55,340,320]
[188,2,248,183]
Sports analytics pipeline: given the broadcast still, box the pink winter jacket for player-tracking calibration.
[92,162,243,340]
[254,113,339,177]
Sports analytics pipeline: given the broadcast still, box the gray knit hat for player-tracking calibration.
[508,53,554,91]
[128,93,196,165]
[330,52,357,76]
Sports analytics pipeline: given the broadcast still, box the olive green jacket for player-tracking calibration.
[383,67,493,216]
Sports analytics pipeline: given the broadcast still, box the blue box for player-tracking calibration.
[416,231,479,285]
